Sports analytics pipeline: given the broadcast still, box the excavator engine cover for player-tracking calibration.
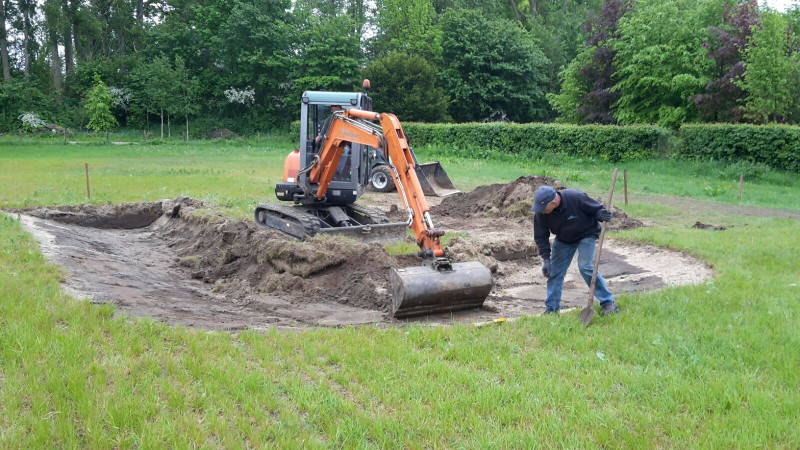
[390,261,492,318]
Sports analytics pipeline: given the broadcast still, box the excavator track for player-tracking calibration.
[254,203,321,240]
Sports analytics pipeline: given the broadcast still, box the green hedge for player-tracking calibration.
[680,124,800,172]
[401,122,671,162]
[292,120,669,162]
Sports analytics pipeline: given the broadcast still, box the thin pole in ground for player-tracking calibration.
[624,169,628,206]
[85,163,91,200]
[739,173,744,201]
[64,128,67,144]
[19,128,22,142]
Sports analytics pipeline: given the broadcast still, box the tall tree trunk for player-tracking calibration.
[529,0,538,18]
[561,0,567,15]
[48,26,63,91]
[160,108,164,138]
[86,34,94,60]
[22,0,33,80]
[136,0,144,23]
[62,0,74,77]
[509,0,522,23]
[73,21,83,61]
[167,114,171,138]
[71,0,83,61]
[185,114,189,141]
[0,0,11,81]
[118,30,125,56]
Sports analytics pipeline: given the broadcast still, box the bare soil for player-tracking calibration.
[9,178,712,330]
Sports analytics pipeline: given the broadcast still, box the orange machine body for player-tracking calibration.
[283,149,301,182]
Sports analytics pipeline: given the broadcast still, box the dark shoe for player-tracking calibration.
[599,303,620,316]
[543,308,560,315]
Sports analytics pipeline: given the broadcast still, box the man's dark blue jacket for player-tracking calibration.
[533,189,608,260]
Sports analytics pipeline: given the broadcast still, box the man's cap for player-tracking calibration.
[531,186,557,213]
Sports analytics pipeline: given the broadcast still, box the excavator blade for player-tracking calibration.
[390,261,492,318]
[415,162,460,197]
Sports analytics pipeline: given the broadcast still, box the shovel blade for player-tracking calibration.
[579,307,596,327]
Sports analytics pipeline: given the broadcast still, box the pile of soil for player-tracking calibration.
[432,175,643,231]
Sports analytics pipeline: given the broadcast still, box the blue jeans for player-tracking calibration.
[545,237,614,312]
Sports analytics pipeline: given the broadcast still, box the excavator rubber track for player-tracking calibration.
[254,203,320,240]
[255,203,406,242]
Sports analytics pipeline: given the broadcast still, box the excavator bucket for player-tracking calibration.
[390,261,493,318]
[415,162,460,197]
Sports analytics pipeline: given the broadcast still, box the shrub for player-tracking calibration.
[401,122,670,162]
[680,124,800,172]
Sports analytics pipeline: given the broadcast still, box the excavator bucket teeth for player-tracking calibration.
[390,261,492,318]
[416,162,460,197]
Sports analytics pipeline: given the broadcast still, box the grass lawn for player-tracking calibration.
[1,136,799,446]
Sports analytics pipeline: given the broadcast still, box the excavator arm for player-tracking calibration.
[308,109,446,260]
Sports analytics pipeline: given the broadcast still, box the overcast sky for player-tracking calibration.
[764,0,797,11]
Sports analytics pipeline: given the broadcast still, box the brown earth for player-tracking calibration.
[10,178,711,330]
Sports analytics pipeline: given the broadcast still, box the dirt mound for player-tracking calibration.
[434,176,566,218]
[154,198,398,312]
[15,202,164,229]
[432,176,643,231]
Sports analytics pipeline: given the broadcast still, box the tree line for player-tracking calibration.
[1,0,799,136]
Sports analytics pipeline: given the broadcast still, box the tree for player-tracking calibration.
[131,57,175,138]
[43,0,63,91]
[362,52,450,122]
[0,0,11,80]
[611,0,723,128]
[172,56,200,140]
[291,14,362,100]
[440,9,550,123]
[548,50,591,124]
[370,0,442,62]
[84,73,117,140]
[690,0,760,122]
[576,0,632,124]
[737,10,797,123]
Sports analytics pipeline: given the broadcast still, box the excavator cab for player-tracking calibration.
[299,92,374,204]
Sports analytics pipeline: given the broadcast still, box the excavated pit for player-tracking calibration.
[9,176,711,330]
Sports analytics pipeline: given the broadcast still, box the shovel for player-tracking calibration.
[579,168,619,328]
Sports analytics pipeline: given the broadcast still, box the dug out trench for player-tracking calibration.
[8,176,712,330]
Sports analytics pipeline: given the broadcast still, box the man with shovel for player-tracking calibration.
[532,186,620,316]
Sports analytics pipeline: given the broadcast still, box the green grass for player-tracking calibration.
[1,138,799,446]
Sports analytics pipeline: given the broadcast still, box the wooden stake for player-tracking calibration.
[624,169,628,206]
[85,163,91,200]
[64,128,67,144]
[739,173,743,201]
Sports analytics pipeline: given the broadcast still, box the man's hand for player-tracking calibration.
[542,259,552,278]
[598,210,613,222]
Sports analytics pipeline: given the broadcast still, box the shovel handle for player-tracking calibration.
[587,168,619,309]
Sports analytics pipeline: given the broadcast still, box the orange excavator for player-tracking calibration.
[255,102,492,318]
